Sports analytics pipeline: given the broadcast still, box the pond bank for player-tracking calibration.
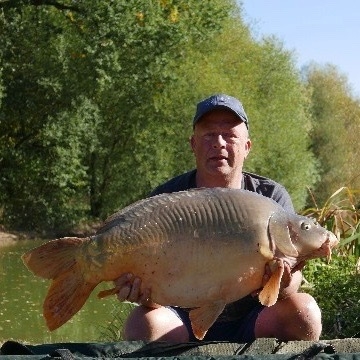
[0,227,43,247]
[0,221,102,248]
[0,230,19,246]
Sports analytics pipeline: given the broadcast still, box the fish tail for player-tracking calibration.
[44,263,97,330]
[22,237,86,279]
[22,237,98,330]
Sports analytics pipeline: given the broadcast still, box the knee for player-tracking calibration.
[256,293,322,341]
[123,306,152,341]
[123,306,189,342]
[282,293,322,341]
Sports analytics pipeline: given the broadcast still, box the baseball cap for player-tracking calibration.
[193,94,249,129]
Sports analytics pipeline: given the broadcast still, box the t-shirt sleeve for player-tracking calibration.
[149,170,196,197]
[271,185,296,213]
[242,172,296,213]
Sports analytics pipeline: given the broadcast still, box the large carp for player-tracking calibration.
[22,188,338,340]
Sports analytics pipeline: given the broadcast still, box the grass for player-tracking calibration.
[98,303,135,341]
[302,255,359,339]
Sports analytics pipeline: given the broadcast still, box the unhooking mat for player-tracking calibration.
[1,338,360,359]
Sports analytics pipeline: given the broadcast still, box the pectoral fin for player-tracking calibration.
[189,301,226,340]
[258,259,284,307]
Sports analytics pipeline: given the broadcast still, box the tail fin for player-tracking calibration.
[22,237,98,330]
[22,237,84,279]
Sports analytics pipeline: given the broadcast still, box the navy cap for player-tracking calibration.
[193,94,249,129]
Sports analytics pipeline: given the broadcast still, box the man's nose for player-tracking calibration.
[212,135,226,148]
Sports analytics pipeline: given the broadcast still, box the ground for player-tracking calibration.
[0,230,19,246]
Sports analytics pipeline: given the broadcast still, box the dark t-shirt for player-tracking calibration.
[151,169,295,213]
[150,169,295,322]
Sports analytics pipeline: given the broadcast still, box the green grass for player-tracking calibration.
[303,255,359,339]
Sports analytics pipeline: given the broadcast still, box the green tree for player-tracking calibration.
[5,0,352,233]
[0,4,99,231]
[154,17,319,210]
[73,0,235,217]
[0,0,234,230]
[304,63,360,204]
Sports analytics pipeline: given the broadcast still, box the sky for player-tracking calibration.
[241,1,360,97]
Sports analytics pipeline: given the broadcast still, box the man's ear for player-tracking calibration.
[244,139,252,159]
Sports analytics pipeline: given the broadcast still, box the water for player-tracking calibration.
[0,239,131,344]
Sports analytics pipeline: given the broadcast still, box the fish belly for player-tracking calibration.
[110,235,268,308]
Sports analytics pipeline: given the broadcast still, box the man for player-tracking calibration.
[114,94,322,343]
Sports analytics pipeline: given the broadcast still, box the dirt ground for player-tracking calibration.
[0,230,19,246]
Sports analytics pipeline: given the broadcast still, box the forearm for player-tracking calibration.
[278,270,302,299]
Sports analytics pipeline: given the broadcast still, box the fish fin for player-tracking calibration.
[22,237,98,330]
[258,259,284,306]
[44,264,97,331]
[189,301,226,340]
[22,237,85,278]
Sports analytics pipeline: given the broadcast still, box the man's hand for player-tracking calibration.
[278,260,306,298]
[251,260,306,299]
[114,273,160,308]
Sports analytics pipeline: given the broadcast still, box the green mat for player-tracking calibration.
[1,338,360,359]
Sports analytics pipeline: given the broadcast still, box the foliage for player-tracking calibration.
[302,187,360,256]
[303,255,359,339]
[0,0,234,230]
[0,3,100,231]
[1,0,360,232]
[241,37,318,209]
[303,63,360,205]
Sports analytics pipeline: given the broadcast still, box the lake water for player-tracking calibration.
[0,239,133,344]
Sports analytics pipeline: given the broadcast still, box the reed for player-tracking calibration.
[302,187,360,257]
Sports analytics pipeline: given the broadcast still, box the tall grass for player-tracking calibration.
[302,187,360,257]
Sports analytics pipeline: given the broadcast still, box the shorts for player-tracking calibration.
[168,301,264,343]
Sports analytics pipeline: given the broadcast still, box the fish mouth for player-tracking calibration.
[309,233,339,262]
[318,239,332,261]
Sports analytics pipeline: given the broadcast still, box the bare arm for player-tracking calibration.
[279,265,303,299]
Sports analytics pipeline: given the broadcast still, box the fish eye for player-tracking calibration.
[301,222,312,231]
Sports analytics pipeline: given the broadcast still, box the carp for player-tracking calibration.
[22,188,338,340]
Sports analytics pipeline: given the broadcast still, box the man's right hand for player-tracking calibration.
[114,273,161,309]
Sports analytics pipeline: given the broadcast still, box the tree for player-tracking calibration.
[5,0,349,232]
[304,63,360,204]
[153,18,319,210]
[0,4,99,231]
[0,0,234,231]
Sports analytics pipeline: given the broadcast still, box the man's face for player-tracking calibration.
[190,109,251,180]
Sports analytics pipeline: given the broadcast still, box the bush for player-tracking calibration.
[302,255,360,339]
